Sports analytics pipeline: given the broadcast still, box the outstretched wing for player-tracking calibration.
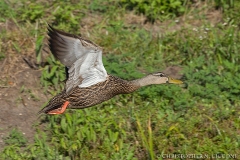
[48,25,108,93]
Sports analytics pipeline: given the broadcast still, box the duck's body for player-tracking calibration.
[39,25,183,114]
[40,75,139,113]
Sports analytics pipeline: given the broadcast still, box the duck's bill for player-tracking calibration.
[168,77,183,84]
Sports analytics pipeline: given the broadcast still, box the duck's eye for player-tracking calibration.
[159,73,164,77]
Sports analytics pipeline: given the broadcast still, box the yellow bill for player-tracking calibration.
[168,77,183,84]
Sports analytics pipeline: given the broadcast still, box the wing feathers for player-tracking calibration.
[48,25,107,93]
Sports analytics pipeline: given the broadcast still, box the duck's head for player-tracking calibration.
[136,72,183,87]
[150,72,183,84]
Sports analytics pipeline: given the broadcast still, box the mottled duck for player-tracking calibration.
[39,26,183,114]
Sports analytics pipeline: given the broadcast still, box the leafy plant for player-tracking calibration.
[3,128,28,147]
[21,3,45,22]
[136,116,155,160]
[214,0,234,10]
[0,52,5,60]
[121,0,188,22]
[0,1,17,21]
[40,55,65,93]
[51,2,86,31]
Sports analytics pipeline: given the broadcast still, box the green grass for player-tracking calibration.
[1,0,240,159]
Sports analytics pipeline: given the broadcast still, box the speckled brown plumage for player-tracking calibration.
[39,75,139,114]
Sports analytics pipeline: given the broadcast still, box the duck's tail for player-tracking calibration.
[38,103,62,114]
[38,93,66,114]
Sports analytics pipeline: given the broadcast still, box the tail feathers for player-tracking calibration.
[38,102,63,114]
[39,90,67,114]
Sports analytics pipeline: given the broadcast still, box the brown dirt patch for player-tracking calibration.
[0,20,49,150]
[0,58,48,150]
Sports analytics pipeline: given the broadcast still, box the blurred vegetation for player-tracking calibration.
[1,0,240,159]
[3,129,28,147]
[121,0,188,22]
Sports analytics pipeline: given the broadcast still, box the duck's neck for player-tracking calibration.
[130,75,158,87]
[109,75,139,94]
[110,75,163,94]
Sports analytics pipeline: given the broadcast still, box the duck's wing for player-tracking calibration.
[48,25,108,93]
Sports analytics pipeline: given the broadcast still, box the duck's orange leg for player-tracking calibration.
[47,101,70,115]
